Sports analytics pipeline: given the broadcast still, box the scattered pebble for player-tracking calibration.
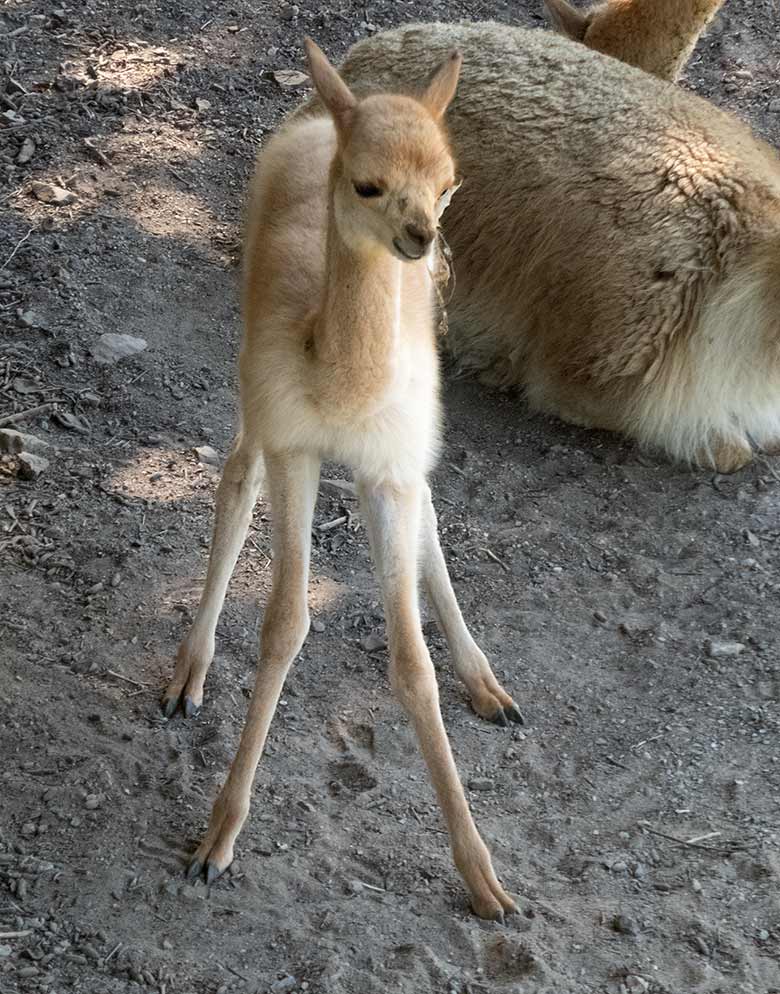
[194,444,220,466]
[0,429,50,455]
[0,945,11,958]
[90,333,147,365]
[612,913,639,936]
[769,98,780,114]
[705,639,746,658]
[17,137,35,164]
[84,794,101,810]
[593,609,607,623]
[360,632,387,653]
[18,451,49,480]
[21,821,36,837]
[467,777,495,792]
[270,976,297,993]
[311,619,325,633]
[273,69,309,88]
[623,977,649,994]
[31,181,77,206]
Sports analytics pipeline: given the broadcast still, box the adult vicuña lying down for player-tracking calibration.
[163,39,520,921]
[306,22,780,474]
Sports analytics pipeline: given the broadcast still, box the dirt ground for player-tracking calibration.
[1,1,780,993]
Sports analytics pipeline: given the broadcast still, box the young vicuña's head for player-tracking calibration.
[304,37,461,262]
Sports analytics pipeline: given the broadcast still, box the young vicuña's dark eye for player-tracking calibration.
[353,181,383,198]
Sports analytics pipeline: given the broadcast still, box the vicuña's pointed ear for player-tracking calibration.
[545,0,590,42]
[419,50,462,119]
[304,37,357,133]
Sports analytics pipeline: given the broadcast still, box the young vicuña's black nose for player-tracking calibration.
[405,222,433,249]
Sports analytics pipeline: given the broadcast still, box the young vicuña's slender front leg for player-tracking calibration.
[358,478,516,920]
[187,449,320,882]
[163,435,265,718]
[420,487,523,727]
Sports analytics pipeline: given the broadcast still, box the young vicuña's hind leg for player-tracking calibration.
[358,478,516,920]
[163,435,265,718]
[420,487,523,727]
[188,450,320,882]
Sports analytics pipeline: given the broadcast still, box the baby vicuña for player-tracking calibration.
[162,38,520,921]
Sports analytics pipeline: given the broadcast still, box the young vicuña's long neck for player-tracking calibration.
[311,175,405,416]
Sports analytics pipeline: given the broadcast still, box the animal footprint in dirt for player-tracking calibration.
[327,719,377,796]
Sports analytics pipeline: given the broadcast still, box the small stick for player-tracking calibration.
[604,754,629,771]
[638,822,738,854]
[479,547,510,572]
[219,962,249,983]
[317,515,347,532]
[105,670,155,689]
[0,930,32,939]
[104,941,122,963]
[0,227,33,271]
[0,402,58,427]
[685,831,721,845]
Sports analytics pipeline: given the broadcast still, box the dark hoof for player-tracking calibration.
[185,859,203,883]
[162,695,179,719]
[506,704,525,725]
[183,696,201,719]
[490,708,509,727]
[494,909,505,925]
[205,861,225,887]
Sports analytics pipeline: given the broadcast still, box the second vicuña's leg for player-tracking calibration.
[188,449,320,882]
[358,479,516,920]
[420,487,523,726]
[163,435,265,718]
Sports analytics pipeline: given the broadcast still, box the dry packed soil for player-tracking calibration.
[1,2,780,993]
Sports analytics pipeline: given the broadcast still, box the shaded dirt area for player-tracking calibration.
[1,1,779,993]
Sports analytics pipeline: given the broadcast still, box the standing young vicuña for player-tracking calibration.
[545,0,726,81]
[304,23,780,474]
[162,38,520,921]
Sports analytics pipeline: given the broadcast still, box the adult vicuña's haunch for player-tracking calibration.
[545,0,725,81]
[308,22,780,473]
[163,38,520,921]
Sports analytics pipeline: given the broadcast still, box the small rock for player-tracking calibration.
[468,777,495,792]
[623,977,649,994]
[194,444,220,466]
[360,632,387,653]
[18,451,49,480]
[279,3,299,19]
[17,137,35,164]
[84,793,101,810]
[273,69,309,88]
[31,181,77,206]
[705,639,745,658]
[692,878,702,893]
[90,333,147,365]
[52,411,88,435]
[693,935,710,956]
[162,938,173,950]
[0,945,11,958]
[0,429,50,455]
[21,821,36,837]
[758,928,770,942]
[18,310,43,329]
[270,976,297,993]
[611,860,628,873]
[612,913,639,936]
[179,884,204,902]
[311,619,325,633]
[194,97,211,112]
[593,609,607,623]
[769,98,780,114]
[17,966,39,979]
